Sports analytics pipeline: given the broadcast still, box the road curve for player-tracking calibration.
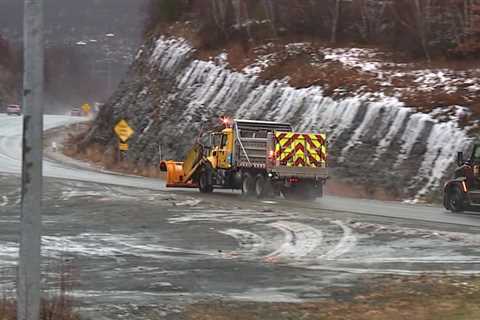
[0,114,165,190]
[1,114,479,227]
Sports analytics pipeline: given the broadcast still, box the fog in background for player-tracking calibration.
[0,0,149,113]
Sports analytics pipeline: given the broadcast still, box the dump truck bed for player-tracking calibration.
[233,120,328,178]
[234,120,292,168]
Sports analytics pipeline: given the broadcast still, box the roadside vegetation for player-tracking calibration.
[0,297,79,320]
[0,34,18,107]
[143,0,480,119]
[186,275,480,320]
[0,264,79,320]
[145,0,480,60]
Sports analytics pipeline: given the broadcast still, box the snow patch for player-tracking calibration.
[146,37,474,198]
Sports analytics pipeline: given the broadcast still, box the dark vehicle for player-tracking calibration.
[70,108,83,117]
[444,145,480,212]
[6,104,21,116]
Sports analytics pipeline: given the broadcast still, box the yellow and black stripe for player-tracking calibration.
[274,132,327,167]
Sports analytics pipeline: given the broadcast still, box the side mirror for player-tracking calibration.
[457,152,464,167]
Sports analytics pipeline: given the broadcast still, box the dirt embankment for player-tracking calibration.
[59,122,165,179]
[168,22,480,127]
[185,275,480,320]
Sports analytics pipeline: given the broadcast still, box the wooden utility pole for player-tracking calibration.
[18,0,44,319]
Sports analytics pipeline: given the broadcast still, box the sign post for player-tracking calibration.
[114,120,134,160]
[81,103,92,115]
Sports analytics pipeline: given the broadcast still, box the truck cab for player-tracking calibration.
[444,144,480,212]
[206,128,234,170]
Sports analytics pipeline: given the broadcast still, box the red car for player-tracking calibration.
[6,104,21,116]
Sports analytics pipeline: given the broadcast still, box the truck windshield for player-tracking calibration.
[221,134,228,147]
[212,134,222,147]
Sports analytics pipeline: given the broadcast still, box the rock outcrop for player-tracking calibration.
[85,37,472,200]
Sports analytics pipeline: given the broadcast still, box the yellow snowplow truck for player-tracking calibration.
[160,119,328,200]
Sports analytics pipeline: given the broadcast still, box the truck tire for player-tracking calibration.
[242,172,255,197]
[199,166,213,193]
[447,186,465,213]
[255,174,266,198]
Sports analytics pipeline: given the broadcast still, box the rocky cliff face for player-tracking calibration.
[85,37,472,200]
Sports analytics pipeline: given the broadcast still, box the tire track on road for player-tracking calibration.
[219,229,265,253]
[317,220,357,260]
[265,221,323,260]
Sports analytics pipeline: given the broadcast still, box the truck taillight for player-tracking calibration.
[288,177,300,184]
[268,150,275,159]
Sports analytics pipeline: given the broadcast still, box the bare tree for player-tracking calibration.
[210,0,231,38]
[262,0,278,37]
[354,0,387,41]
[331,0,342,43]
[389,0,433,62]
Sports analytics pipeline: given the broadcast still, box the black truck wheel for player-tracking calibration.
[256,174,274,199]
[199,166,213,193]
[242,172,255,197]
[447,186,465,213]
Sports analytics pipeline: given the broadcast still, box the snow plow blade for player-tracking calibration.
[160,143,204,188]
[160,161,198,188]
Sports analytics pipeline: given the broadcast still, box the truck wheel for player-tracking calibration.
[281,188,294,200]
[448,186,465,212]
[242,172,255,197]
[255,174,266,198]
[199,168,213,193]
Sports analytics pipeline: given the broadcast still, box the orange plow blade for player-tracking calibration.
[160,161,198,188]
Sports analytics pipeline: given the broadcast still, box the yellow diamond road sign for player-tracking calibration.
[82,103,91,113]
[114,120,134,143]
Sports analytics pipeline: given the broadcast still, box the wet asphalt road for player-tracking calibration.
[0,114,480,318]
[0,175,480,319]
[1,114,480,227]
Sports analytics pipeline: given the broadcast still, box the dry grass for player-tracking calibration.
[65,143,164,179]
[62,124,164,179]
[185,275,480,320]
[0,294,79,320]
[0,264,80,320]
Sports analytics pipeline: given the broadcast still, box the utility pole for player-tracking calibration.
[18,0,44,319]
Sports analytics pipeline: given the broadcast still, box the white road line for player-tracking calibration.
[305,265,480,276]
[318,220,357,260]
[265,221,323,260]
[334,256,480,264]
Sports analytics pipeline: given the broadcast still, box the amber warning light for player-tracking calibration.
[220,117,232,128]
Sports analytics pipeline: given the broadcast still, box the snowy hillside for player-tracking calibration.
[83,36,473,201]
